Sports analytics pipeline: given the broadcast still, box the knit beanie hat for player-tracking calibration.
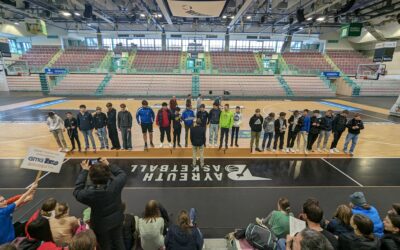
[350,192,367,207]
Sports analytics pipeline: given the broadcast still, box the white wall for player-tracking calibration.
[319,30,355,50]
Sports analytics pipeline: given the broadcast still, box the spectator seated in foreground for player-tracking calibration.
[69,229,97,250]
[285,228,334,250]
[138,200,165,250]
[49,202,80,246]
[326,204,353,237]
[381,207,400,249]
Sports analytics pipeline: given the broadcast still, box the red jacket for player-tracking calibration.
[38,242,64,250]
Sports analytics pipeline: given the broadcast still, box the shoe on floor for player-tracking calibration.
[330,149,335,153]
[159,143,164,148]
[334,148,340,153]
[150,142,155,148]
[168,143,173,148]
[256,148,262,152]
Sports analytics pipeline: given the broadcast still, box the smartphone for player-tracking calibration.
[89,158,101,165]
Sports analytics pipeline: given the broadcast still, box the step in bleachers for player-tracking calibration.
[103,74,192,96]
[327,50,371,76]
[11,46,60,71]
[283,76,335,97]
[53,47,108,72]
[132,51,181,72]
[200,75,286,97]
[51,74,105,95]
[210,52,258,73]
[355,78,400,96]
[6,75,41,91]
[282,52,332,72]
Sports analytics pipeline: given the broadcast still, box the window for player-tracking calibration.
[249,41,263,51]
[103,38,113,50]
[209,40,224,51]
[8,39,31,54]
[85,37,98,47]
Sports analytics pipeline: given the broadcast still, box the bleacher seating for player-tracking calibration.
[283,76,335,96]
[53,48,108,72]
[199,75,286,97]
[355,78,400,96]
[327,50,371,76]
[210,52,258,73]
[103,74,192,96]
[11,45,59,71]
[51,74,105,95]
[132,51,181,72]
[282,52,332,72]
[6,75,41,91]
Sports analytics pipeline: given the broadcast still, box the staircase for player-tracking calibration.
[319,75,336,92]
[95,73,113,96]
[45,49,63,68]
[99,51,113,72]
[204,52,212,73]
[277,54,289,74]
[39,73,50,95]
[192,74,200,97]
[180,52,187,72]
[254,52,264,73]
[323,54,341,73]
[127,51,136,68]
[276,75,293,96]
[342,76,361,96]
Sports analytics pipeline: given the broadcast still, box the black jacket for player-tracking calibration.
[196,111,209,127]
[73,165,127,233]
[122,213,136,246]
[93,112,108,129]
[190,126,206,146]
[288,115,303,133]
[64,118,78,133]
[381,233,400,250]
[77,111,94,131]
[274,118,287,134]
[338,232,381,250]
[172,113,182,130]
[347,118,364,134]
[209,109,221,124]
[309,116,323,134]
[165,225,203,250]
[118,110,132,128]
[321,115,334,131]
[332,114,348,133]
[157,109,172,128]
[107,108,117,127]
[249,115,264,132]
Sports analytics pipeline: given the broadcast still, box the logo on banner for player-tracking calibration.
[20,147,65,173]
[131,164,271,182]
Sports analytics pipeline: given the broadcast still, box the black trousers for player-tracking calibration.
[184,124,192,146]
[330,131,343,149]
[220,128,229,147]
[287,130,298,148]
[273,132,285,150]
[160,126,171,143]
[68,130,81,150]
[95,225,125,250]
[107,124,121,148]
[307,133,319,150]
[173,127,181,146]
[231,126,239,145]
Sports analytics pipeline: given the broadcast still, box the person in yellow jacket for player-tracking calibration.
[219,104,234,150]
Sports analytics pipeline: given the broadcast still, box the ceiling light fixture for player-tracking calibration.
[61,11,72,17]
[307,17,312,21]
[299,27,304,30]
[246,15,251,19]
[157,14,162,18]
[230,15,235,19]
[222,15,227,19]
[74,12,80,16]
[14,22,20,25]
[140,13,145,17]
[316,16,325,21]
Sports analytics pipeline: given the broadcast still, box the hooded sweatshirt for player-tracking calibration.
[249,115,264,132]
[352,206,384,238]
[182,109,195,127]
[300,115,311,132]
[321,114,334,131]
[165,224,203,250]
[47,115,64,131]
[219,110,234,129]
[233,112,242,127]
[288,114,303,133]
[209,108,221,124]
[309,114,322,135]
[347,118,364,135]
[263,116,275,133]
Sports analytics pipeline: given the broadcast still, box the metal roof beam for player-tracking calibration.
[227,0,257,31]
[155,0,173,25]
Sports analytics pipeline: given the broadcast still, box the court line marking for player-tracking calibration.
[321,158,363,187]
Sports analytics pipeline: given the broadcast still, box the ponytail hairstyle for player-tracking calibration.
[352,214,375,240]
[177,210,192,233]
[55,202,69,219]
[278,197,291,214]
[333,204,352,226]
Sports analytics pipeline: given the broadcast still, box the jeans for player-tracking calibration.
[219,128,229,147]
[231,126,239,145]
[185,124,192,146]
[120,127,132,149]
[67,129,81,150]
[273,132,285,150]
[330,131,344,149]
[209,123,219,145]
[51,129,68,149]
[276,239,286,250]
[287,130,298,148]
[250,131,261,149]
[307,132,319,150]
[262,132,273,150]
[173,127,181,146]
[297,131,308,150]
[96,127,109,148]
[95,225,125,250]
[192,146,204,166]
[107,124,121,149]
[160,126,171,143]
[344,133,359,153]
[317,130,332,149]
[81,129,96,149]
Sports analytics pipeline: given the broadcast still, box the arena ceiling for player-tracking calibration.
[0,0,400,35]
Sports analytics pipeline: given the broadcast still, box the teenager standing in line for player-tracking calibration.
[156,102,172,148]
[249,109,264,152]
[343,113,364,156]
[297,109,310,153]
[219,104,234,150]
[273,112,287,152]
[172,107,183,148]
[306,110,322,153]
[262,112,275,151]
[287,110,303,153]
[118,103,133,150]
[65,112,81,152]
[77,105,96,152]
[182,105,195,147]
[231,106,242,147]
[330,110,349,153]
[106,103,121,150]
[47,111,69,152]
[93,107,109,150]
[136,100,155,150]
[317,110,334,152]
[208,103,221,147]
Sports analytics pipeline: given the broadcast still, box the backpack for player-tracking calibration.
[245,223,277,250]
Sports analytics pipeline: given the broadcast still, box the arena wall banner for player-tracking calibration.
[20,147,65,174]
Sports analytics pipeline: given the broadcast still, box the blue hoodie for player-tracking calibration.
[165,224,203,250]
[136,106,155,124]
[352,206,384,238]
[300,115,310,132]
[182,109,195,127]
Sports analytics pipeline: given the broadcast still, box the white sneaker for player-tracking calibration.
[330,149,335,154]
[159,143,164,148]
[272,149,276,152]
[62,148,69,152]
[334,148,340,153]
[317,148,321,152]
[343,150,349,154]
[323,148,328,152]
[304,150,309,154]
[168,143,173,148]
[286,148,290,153]
[290,148,295,153]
